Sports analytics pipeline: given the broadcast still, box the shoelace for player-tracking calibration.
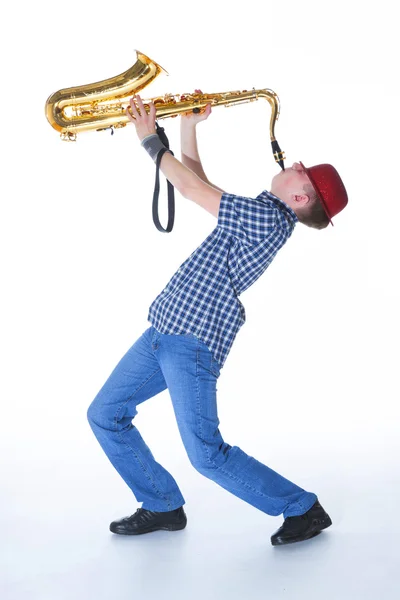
[124,508,154,522]
[286,513,308,522]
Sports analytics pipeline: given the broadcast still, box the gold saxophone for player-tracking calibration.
[45,49,285,169]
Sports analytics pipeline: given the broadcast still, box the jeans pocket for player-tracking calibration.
[210,355,221,378]
[197,339,220,378]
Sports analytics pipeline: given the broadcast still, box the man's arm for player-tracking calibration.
[158,151,223,219]
[180,121,225,193]
[127,93,223,218]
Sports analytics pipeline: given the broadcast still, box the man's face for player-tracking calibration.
[270,162,313,210]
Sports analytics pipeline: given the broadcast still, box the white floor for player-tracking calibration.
[3,434,399,600]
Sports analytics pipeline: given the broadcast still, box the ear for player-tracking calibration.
[291,193,311,208]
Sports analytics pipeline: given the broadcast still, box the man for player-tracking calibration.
[87,92,348,546]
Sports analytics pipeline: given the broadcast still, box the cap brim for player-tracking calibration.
[299,161,334,227]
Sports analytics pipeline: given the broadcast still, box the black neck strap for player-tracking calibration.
[152,122,175,233]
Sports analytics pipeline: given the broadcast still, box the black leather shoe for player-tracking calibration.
[109,506,187,535]
[271,500,332,546]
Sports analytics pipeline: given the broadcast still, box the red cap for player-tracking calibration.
[299,162,348,227]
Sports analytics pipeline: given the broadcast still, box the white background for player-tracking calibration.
[1,1,399,598]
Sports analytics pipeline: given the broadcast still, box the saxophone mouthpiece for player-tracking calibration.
[271,140,285,171]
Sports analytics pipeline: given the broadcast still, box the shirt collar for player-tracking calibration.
[257,190,299,228]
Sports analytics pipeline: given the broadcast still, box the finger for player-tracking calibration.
[125,105,136,121]
[129,97,139,117]
[135,94,147,117]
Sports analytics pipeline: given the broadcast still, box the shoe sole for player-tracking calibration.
[271,515,332,546]
[109,520,187,535]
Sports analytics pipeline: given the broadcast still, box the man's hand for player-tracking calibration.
[180,89,212,126]
[125,94,157,142]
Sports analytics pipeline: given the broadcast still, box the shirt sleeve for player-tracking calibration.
[217,191,276,245]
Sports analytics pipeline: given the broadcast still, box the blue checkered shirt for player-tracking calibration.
[147,190,298,370]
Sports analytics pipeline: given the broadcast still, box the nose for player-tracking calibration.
[292,162,302,170]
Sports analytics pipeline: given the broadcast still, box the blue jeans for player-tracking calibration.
[87,326,317,518]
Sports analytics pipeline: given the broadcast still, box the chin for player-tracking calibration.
[271,172,281,185]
